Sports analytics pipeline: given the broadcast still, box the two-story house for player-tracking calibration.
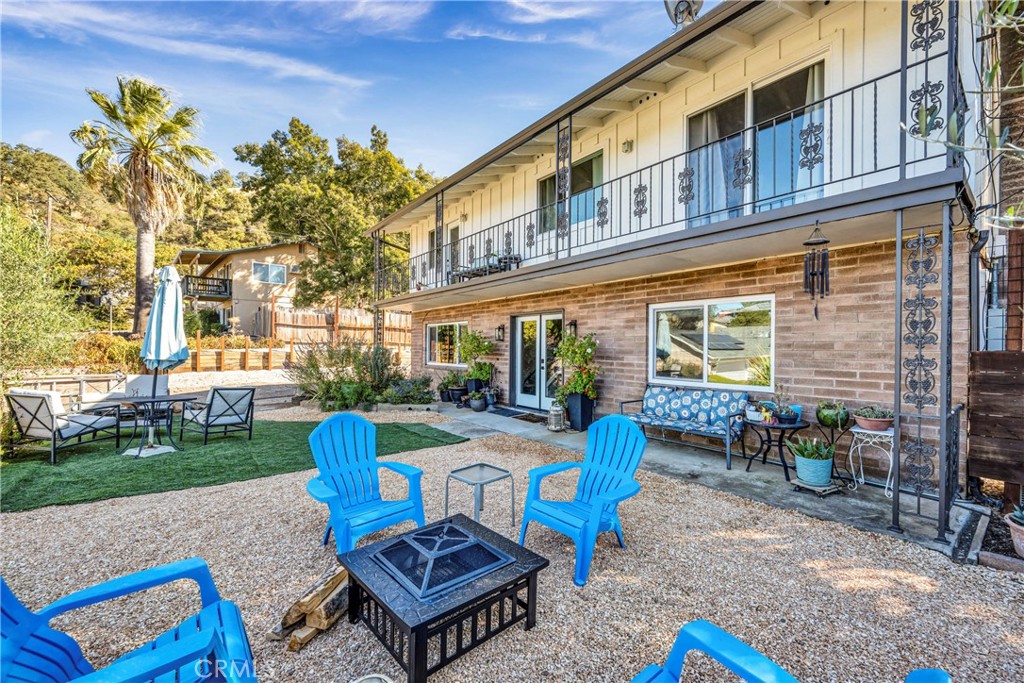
[173,241,316,336]
[370,1,991,538]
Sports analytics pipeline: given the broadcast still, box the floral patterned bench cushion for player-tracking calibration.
[636,386,747,439]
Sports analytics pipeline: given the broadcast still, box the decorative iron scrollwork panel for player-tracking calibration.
[503,230,513,255]
[596,196,609,229]
[798,123,824,171]
[676,168,694,204]
[732,149,752,188]
[633,184,649,219]
[908,80,945,136]
[909,0,945,53]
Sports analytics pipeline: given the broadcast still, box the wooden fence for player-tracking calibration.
[261,305,411,361]
[967,351,1024,489]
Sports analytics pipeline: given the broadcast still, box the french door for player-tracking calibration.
[515,314,563,410]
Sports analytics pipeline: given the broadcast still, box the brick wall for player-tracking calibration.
[410,236,971,476]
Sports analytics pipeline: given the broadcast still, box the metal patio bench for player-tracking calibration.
[5,389,120,465]
[621,386,747,469]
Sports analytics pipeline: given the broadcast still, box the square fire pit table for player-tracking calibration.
[338,514,549,683]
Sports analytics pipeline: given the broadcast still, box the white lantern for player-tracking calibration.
[547,402,565,432]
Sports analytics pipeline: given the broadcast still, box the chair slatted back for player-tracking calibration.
[308,414,382,510]
[1,578,94,683]
[575,415,647,505]
[123,374,169,398]
[5,391,64,440]
[206,387,255,425]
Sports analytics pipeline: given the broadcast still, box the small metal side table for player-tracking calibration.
[743,419,810,482]
[445,463,516,526]
[846,426,896,497]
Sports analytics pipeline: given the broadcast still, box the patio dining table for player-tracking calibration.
[119,394,198,458]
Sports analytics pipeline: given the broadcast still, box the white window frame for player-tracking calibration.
[647,294,775,392]
[425,321,468,367]
[252,261,287,284]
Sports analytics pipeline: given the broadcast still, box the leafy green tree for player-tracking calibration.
[235,119,437,307]
[0,208,79,383]
[166,169,269,250]
[71,77,214,333]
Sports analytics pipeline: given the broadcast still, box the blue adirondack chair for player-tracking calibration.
[632,620,796,683]
[307,413,426,555]
[519,414,647,586]
[1,557,255,683]
[633,620,952,683]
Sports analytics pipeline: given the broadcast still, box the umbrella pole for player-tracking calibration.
[148,369,159,447]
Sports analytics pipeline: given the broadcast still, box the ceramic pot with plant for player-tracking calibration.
[816,400,850,429]
[772,384,800,424]
[555,333,600,431]
[460,330,496,393]
[468,391,487,412]
[854,405,894,431]
[1006,505,1024,559]
[745,403,761,422]
[786,435,835,487]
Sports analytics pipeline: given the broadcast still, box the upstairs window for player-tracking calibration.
[539,152,603,232]
[252,261,287,284]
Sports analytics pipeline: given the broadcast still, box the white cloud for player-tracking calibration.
[287,1,434,36]
[503,1,602,25]
[446,23,612,54]
[0,1,369,88]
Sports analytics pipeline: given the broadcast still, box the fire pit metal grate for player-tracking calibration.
[372,522,514,600]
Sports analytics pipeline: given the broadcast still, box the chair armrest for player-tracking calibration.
[619,399,643,414]
[38,558,221,620]
[70,631,229,683]
[594,480,641,506]
[306,477,338,503]
[378,461,424,481]
[661,620,797,683]
[183,400,208,411]
[526,462,580,501]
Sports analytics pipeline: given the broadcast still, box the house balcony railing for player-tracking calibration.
[183,276,232,299]
[377,53,962,301]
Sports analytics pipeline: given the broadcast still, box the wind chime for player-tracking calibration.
[803,221,830,320]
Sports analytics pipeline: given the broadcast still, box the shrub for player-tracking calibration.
[460,329,496,380]
[183,308,226,338]
[437,370,466,391]
[287,338,403,410]
[554,333,600,404]
[381,376,433,405]
[72,333,143,372]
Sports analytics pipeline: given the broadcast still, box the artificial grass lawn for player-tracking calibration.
[0,420,466,513]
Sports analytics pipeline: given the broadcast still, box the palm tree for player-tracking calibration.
[71,77,214,334]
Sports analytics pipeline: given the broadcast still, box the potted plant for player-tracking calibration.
[773,385,799,424]
[1006,505,1024,559]
[554,333,600,431]
[437,374,453,403]
[483,386,499,408]
[745,402,762,422]
[460,330,496,393]
[816,400,850,429]
[853,405,894,431]
[786,435,835,487]
[467,391,487,412]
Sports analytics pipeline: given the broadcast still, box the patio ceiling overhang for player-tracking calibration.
[374,170,963,312]
[369,0,819,237]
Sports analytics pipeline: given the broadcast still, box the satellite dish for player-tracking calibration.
[664,0,703,29]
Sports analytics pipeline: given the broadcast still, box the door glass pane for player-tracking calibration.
[707,300,772,387]
[754,63,825,209]
[519,320,538,396]
[543,319,563,400]
[654,307,704,380]
[687,94,747,222]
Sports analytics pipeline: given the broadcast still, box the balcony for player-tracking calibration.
[183,276,232,299]
[377,54,964,303]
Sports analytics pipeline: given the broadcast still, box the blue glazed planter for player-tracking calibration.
[795,455,833,487]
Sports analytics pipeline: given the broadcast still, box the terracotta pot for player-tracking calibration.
[1007,516,1024,559]
[854,415,893,431]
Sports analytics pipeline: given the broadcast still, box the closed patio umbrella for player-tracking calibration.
[131,266,190,456]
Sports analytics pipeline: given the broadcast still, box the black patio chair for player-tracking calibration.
[179,387,256,445]
[5,390,120,465]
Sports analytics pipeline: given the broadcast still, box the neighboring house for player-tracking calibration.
[370,2,997,538]
[173,242,316,336]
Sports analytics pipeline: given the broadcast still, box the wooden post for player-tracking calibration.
[244,336,250,371]
[195,330,202,372]
[333,297,340,346]
[270,293,277,341]
[289,339,295,365]
[220,336,226,371]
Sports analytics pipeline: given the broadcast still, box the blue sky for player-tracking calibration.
[1,1,697,178]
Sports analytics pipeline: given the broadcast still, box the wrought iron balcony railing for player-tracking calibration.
[183,275,232,299]
[377,54,960,301]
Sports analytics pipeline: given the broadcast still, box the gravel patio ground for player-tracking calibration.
[2,410,1021,682]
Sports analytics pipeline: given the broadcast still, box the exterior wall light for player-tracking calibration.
[495,324,505,342]
[567,319,578,337]
[622,140,634,154]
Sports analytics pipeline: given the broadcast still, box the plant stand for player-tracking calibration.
[791,477,844,498]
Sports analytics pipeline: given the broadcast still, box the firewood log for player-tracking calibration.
[305,582,349,631]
